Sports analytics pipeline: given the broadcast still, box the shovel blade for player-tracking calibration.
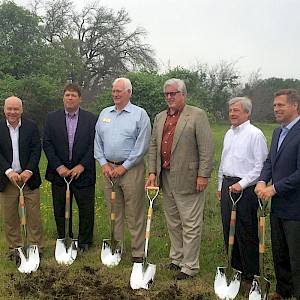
[214,266,242,299]
[249,276,270,300]
[55,238,78,265]
[130,262,156,290]
[101,239,122,267]
[16,245,40,274]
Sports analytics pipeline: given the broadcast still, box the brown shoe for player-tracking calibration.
[268,292,282,300]
[132,257,143,263]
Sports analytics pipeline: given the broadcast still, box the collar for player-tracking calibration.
[282,115,300,131]
[110,101,132,113]
[167,103,185,116]
[6,118,21,129]
[231,120,250,132]
[65,108,79,117]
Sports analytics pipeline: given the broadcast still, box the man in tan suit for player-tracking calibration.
[146,78,214,279]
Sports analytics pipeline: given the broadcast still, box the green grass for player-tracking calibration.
[0,122,289,300]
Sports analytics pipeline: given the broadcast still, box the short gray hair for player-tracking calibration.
[228,97,252,115]
[113,77,132,96]
[163,78,187,94]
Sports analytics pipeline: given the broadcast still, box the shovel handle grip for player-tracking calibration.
[259,216,266,254]
[146,186,159,190]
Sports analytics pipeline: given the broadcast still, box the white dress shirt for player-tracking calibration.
[5,119,22,174]
[218,120,268,190]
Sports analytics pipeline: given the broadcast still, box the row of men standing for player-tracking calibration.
[0,78,299,298]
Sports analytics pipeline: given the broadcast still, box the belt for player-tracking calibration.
[223,175,241,181]
[107,160,124,165]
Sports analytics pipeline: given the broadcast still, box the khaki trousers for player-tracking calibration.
[103,160,146,258]
[0,182,44,251]
[161,169,205,276]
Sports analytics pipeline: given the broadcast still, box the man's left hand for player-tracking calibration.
[111,165,126,178]
[197,177,208,192]
[258,185,275,201]
[70,164,85,180]
[20,170,32,183]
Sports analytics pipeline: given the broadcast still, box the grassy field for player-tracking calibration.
[0,122,289,300]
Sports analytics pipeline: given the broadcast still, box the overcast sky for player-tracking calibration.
[15,0,300,81]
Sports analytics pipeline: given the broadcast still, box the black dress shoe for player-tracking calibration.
[166,263,181,271]
[132,257,143,263]
[79,244,89,253]
[173,271,191,280]
[8,249,18,261]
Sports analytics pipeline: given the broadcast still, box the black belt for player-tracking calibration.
[107,160,124,165]
[223,175,241,181]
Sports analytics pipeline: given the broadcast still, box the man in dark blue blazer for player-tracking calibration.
[43,83,97,253]
[255,89,300,300]
[0,96,44,259]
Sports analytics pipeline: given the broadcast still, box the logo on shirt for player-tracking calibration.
[103,118,111,123]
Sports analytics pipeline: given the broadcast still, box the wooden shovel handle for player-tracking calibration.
[146,186,159,190]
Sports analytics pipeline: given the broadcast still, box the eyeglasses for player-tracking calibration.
[164,91,181,97]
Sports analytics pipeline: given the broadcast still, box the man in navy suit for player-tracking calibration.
[255,89,300,300]
[0,96,44,259]
[43,83,97,253]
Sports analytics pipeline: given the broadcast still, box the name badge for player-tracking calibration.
[103,118,111,123]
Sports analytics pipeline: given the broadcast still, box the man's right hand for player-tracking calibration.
[145,173,156,190]
[216,191,221,201]
[57,166,70,178]
[7,171,21,186]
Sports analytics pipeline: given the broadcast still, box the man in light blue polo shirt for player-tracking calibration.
[94,77,151,262]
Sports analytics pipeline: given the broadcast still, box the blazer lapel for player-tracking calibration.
[275,120,300,159]
[171,107,189,153]
[156,113,167,154]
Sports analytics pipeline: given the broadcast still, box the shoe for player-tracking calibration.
[268,292,282,300]
[166,263,181,271]
[132,257,143,263]
[242,282,252,296]
[79,244,89,253]
[39,252,43,260]
[173,271,191,280]
[8,249,18,261]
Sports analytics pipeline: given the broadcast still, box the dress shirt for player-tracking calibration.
[5,119,22,174]
[94,101,151,170]
[218,120,268,190]
[277,115,300,151]
[161,104,185,169]
[65,108,79,160]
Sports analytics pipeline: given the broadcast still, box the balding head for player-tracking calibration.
[4,96,23,128]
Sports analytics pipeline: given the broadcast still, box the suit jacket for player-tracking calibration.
[43,108,97,187]
[0,118,42,192]
[148,105,214,194]
[259,119,300,220]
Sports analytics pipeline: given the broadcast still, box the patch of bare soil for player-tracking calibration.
[7,265,214,300]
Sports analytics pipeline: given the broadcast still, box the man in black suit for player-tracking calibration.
[255,89,300,300]
[43,83,97,253]
[0,96,44,259]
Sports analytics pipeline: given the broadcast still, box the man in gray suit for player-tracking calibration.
[146,78,214,280]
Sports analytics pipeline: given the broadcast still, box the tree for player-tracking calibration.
[0,1,45,78]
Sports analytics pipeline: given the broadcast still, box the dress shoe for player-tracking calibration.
[166,263,181,271]
[132,257,143,263]
[8,249,18,261]
[173,271,191,280]
[268,292,282,300]
[242,282,252,296]
[79,244,89,253]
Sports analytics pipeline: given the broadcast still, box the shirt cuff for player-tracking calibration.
[272,184,277,194]
[5,168,13,175]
